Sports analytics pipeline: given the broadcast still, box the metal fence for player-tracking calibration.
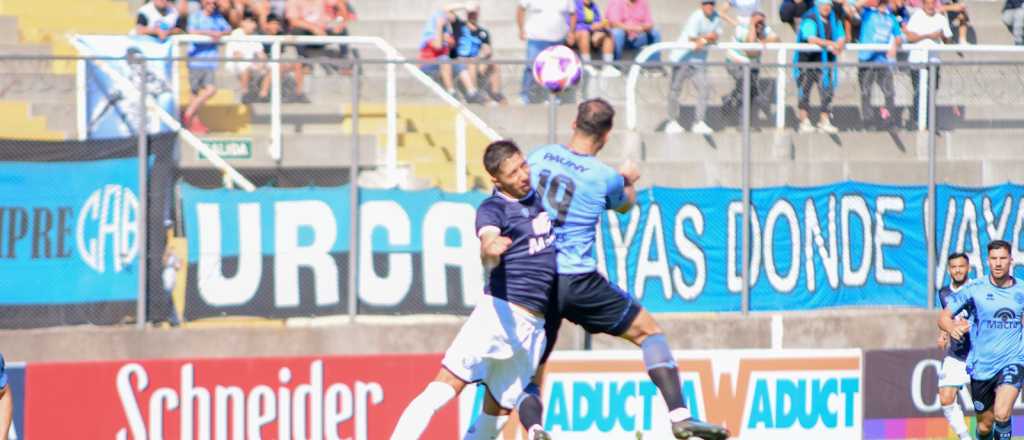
[0,35,1022,328]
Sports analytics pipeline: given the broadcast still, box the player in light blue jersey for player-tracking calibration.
[940,240,1024,440]
[525,98,729,440]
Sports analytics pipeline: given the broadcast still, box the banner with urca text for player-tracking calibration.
[180,182,1024,318]
[74,35,177,139]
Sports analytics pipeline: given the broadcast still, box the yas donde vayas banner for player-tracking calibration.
[180,182,1024,319]
[455,349,863,439]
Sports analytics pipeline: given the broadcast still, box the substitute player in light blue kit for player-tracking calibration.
[936,252,973,440]
[940,240,1024,440]
[391,141,555,440]
[525,98,729,439]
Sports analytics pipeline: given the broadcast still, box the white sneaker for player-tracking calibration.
[600,65,622,78]
[664,120,685,134]
[798,119,816,133]
[584,65,598,77]
[818,119,839,134]
[691,121,713,135]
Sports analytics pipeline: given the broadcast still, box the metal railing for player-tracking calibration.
[625,41,1024,132]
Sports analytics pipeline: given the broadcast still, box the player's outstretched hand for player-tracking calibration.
[619,160,641,186]
[949,318,970,341]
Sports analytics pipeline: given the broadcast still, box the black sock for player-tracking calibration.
[517,386,544,429]
[995,419,1012,440]
[648,366,685,413]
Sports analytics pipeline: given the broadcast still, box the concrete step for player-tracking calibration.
[179,133,380,169]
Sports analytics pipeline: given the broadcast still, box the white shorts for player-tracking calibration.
[939,356,970,388]
[441,295,547,410]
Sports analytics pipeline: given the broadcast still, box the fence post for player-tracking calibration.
[270,41,283,162]
[133,53,148,329]
[775,48,787,130]
[926,62,938,310]
[348,58,361,323]
[741,63,752,315]
[917,66,929,133]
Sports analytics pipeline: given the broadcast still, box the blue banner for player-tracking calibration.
[180,182,1024,317]
[75,35,176,139]
[0,157,141,305]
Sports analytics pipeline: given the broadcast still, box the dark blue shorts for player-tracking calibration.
[970,363,1024,413]
[540,272,642,363]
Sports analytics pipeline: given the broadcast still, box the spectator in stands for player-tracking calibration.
[226,13,271,103]
[942,0,971,44]
[605,0,661,61]
[722,11,778,115]
[516,0,576,104]
[260,14,310,102]
[905,0,953,127]
[1004,0,1024,45]
[719,0,762,26]
[665,0,722,135]
[254,0,288,30]
[421,5,484,102]
[795,0,845,134]
[854,0,902,128]
[572,0,620,77]
[779,0,813,31]
[183,0,232,135]
[135,0,182,41]
[451,2,506,104]
[287,0,356,73]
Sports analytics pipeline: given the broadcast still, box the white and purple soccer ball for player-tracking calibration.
[532,45,583,93]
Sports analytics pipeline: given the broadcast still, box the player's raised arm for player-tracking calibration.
[609,161,640,214]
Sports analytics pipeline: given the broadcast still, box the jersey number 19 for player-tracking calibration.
[537,170,575,226]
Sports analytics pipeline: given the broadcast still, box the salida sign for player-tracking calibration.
[23,355,456,439]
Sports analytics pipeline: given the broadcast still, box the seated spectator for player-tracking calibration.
[226,14,271,103]
[605,0,661,61]
[945,0,971,45]
[779,0,813,31]
[420,5,484,102]
[1004,0,1024,45]
[854,0,902,127]
[665,0,722,135]
[905,0,953,127]
[723,11,778,115]
[254,0,288,30]
[516,0,576,103]
[451,2,505,104]
[325,0,359,74]
[135,0,182,41]
[572,0,619,77]
[719,0,762,26]
[184,0,232,135]
[795,0,845,134]
[261,14,310,102]
[287,0,354,72]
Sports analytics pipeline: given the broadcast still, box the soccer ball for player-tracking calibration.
[532,45,582,93]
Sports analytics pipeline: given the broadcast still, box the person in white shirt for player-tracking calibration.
[666,0,723,135]
[225,14,272,103]
[135,0,181,41]
[516,0,576,103]
[719,0,761,26]
[904,0,952,128]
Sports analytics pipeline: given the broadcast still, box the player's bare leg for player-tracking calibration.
[991,384,1019,440]
[620,309,730,440]
[939,386,970,440]
[391,369,465,439]
[467,366,549,440]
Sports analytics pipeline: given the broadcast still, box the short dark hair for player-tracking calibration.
[483,140,521,177]
[947,252,969,264]
[988,240,1012,254]
[575,98,615,138]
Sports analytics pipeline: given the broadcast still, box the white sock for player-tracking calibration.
[581,53,592,61]
[942,403,970,439]
[391,382,457,440]
[527,425,546,440]
[602,53,614,63]
[669,407,692,423]
[462,413,509,440]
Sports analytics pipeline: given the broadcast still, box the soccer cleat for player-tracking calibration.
[672,418,730,440]
[527,425,551,440]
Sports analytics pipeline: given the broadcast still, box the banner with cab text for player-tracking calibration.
[180,182,1024,318]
